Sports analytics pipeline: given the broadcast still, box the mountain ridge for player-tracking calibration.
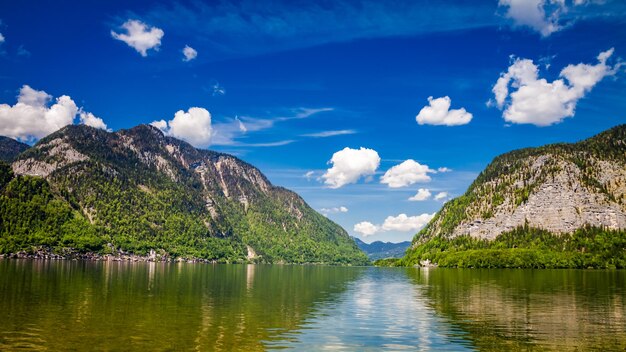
[0,124,368,264]
[414,124,626,244]
[400,124,626,268]
[0,136,29,163]
[352,237,410,260]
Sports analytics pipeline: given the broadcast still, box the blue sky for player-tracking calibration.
[1,0,625,242]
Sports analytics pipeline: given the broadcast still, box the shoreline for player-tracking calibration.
[0,250,370,266]
[0,250,219,264]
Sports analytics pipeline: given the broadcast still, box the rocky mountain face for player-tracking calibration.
[353,237,410,260]
[412,124,626,246]
[1,124,367,264]
[0,136,29,162]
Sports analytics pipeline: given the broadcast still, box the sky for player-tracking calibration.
[1,0,625,243]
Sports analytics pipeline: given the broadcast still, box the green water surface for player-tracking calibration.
[0,260,624,351]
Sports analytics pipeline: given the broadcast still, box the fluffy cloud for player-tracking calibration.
[380,159,434,188]
[434,192,449,201]
[111,20,164,57]
[354,213,435,236]
[322,147,380,188]
[492,48,619,126]
[0,86,74,141]
[409,188,431,201]
[79,111,110,131]
[0,85,108,141]
[0,33,4,43]
[498,0,591,37]
[320,206,348,215]
[498,0,562,36]
[182,45,197,61]
[416,96,472,126]
[437,167,452,173]
[353,221,379,237]
[382,213,435,232]
[151,107,213,148]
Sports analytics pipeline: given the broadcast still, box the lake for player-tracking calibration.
[0,260,624,351]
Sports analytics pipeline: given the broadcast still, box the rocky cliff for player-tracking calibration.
[1,124,367,264]
[413,124,626,245]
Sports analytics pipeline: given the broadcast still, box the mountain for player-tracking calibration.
[401,124,626,269]
[0,124,368,265]
[0,136,29,162]
[353,237,410,260]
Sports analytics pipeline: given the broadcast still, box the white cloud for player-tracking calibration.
[0,85,78,141]
[353,213,435,237]
[320,206,348,215]
[382,213,435,232]
[151,107,212,147]
[111,20,164,57]
[0,85,108,141]
[322,147,380,188]
[182,45,197,61]
[380,159,434,188]
[409,188,431,201]
[492,48,619,126]
[211,108,330,146]
[353,221,380,237]
[416,96,472,126]
[499,0,598,37]
[499,0,561,37]
[150,119,168,131]
[235,117,246,132]
[355,213,435,236]
[79,111,110,131]
[0,33,5,43]
[237,140,294,147]
[437,167,452,173]
[18,85,51,106]
[434,192,449,201]
[302,130,356,138]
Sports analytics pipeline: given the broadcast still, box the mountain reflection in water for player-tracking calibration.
[1,261,625,351]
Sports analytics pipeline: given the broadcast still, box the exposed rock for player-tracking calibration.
[12,138,88,177]
[5,124,368,264]
[414,124,626,244]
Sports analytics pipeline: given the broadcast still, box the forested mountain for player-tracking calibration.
[0,136,29,162]
[353,237,410,260]
[0,125,368,264]
[401,125,626,268]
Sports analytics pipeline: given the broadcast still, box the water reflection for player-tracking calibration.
[0,260,363,351]
[1,261,625,351]
[407,268,626,351]
[267,268,472,351]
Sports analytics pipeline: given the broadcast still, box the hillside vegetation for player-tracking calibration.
[399,125,626,269]
[0,125,368,265]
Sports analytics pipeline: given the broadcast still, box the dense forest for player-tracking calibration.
[388,125,626,269]
[377,225,626,269]
[0,125,368,265]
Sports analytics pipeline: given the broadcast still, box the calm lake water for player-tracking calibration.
[0,260,625,351]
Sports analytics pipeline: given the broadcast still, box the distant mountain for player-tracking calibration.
[402,124,626,268]
[0,136,29,162]
[353,237,410,260]
[0,125,368,264]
